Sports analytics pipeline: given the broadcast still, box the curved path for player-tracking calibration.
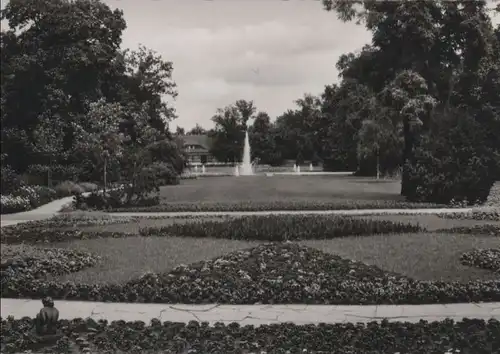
[1,299,499,325]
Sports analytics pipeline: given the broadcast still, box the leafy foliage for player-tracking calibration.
[2,317,498,354]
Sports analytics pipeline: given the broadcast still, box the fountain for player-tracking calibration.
[194,165,198,173]
[309,163,313,171]
[240,131,254,175]
[202,165,206,174]
[293,164,297,173]
[297,165,301,174]
[234,165,240,176]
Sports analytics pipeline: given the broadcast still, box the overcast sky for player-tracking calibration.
[2,0,499,130]
[102,0,372,130]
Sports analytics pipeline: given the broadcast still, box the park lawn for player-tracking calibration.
[158,175,405,203]
[45,219,498,285]
[45,235,261,284]
[301,232,499,283]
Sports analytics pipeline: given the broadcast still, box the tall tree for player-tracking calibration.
[1,0,126,171]
[249,112,280,165]
[209,100,256,163]
[322,0,500,198]
[187,124,206,135]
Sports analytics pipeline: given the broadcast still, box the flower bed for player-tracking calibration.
[140,215,423,241]
[2,243,499,304]
[439,224,500,236]
[438,209,499,221]
[0,185,57,214]
[108,199,448,213]
[461,248,500,273]
[1,317,498,354]
[1,245,99,281]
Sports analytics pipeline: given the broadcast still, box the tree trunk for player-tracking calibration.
[401,118,412,196]
[376,147,380,180]
[103,156,107,197]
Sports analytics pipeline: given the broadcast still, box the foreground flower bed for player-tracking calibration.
[1,317,498,354]
[461,248,500,273]
[2,243,499,304]
[140,215,423,241]
[108,199,447,212]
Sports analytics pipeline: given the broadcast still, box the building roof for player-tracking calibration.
[179,134,213,150]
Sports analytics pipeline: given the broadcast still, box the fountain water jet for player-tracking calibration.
[240,131,254,175]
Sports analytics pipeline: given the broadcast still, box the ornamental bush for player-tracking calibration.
[405,109,498,205]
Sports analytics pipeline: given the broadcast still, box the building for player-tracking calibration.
[180,134,217,165]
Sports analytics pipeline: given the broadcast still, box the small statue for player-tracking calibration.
[35,297,59,336]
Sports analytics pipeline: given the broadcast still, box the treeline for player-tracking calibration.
[186,1,500,205]
[1,0,185,200]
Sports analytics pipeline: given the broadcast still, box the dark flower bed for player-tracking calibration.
[139,215,423,241]
[1,317,499,354]
[439,224,500,236]
[108,199,448,213]
[439,209,499,221]
[2,243,499,304]
[1,228,130,245]
[1,245,99,287]
[461,248,500,273]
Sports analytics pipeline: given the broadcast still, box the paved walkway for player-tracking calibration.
[0,196,74,227]
[1,299,499,325]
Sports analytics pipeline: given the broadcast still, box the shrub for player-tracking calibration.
[0,186,57,214]
[405,109,497,205]
[1,317,498,354]
[73,188,159,210]
[139,215,423,241]
[0,165,21,195]
[78,182,99,192]
[460,248,500,273]
[54,180,85,197]
[0,195,31,214]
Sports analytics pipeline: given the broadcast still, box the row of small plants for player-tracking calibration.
[107,199,448,212]
[460,248,500,273]
[438,208,499,221]
[1,317,498,354]
[139,215,424,241]
[2,242,499,304]
[441,224,500,236]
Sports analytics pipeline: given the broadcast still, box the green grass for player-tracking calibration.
[40,214,498,285]
[158,175,405,203]
[45,236,260,284]
[301,232,499,283]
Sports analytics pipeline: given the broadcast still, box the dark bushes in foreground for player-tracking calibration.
[1,317,499,354]
[139,215,423,241]
[2,243,499,305]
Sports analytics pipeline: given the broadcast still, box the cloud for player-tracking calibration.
[109,0,372,129]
